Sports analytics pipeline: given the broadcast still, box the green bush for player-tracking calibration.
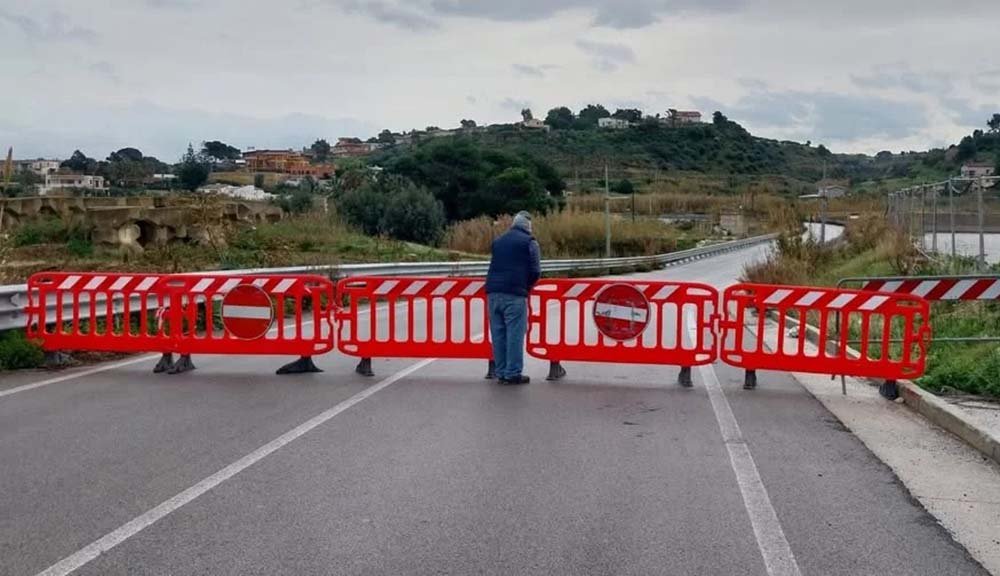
[380,185,446,245]
[14,218,67,246]
[0,331,44,370]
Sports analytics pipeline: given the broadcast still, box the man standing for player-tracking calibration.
[486,211,541,385]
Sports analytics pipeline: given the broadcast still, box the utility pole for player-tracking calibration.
[949,179,956,260]
[605,162,611,259]
[978,179,986,271]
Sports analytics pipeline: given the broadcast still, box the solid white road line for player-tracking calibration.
[0,355,161,400]
[34,357,438,576]
[686,319,802,576]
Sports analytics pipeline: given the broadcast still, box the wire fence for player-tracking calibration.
[888,176,1000,270]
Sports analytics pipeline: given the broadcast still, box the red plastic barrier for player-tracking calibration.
[527,279,719,366]
[720,283,931,379]
[335,276,492,359]
[26,272,334,356]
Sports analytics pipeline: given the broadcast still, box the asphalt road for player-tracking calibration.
[0,243,989,576]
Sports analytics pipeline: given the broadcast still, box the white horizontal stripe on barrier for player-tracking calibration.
[594,303,649,323]
[222,305,273,320]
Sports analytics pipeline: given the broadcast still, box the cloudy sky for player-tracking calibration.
[2,0,998,160]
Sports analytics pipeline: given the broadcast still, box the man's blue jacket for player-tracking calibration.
[485,225,541,297]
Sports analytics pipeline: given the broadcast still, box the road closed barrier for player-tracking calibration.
[527,279,718,384]
[25,272,335,374]
[720,283,931,387]
[335,276,493,376]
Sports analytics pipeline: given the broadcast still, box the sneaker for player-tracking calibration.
[500,375,530,385]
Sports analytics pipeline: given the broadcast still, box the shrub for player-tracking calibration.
[380,186,446,245]
[0,331,44,370]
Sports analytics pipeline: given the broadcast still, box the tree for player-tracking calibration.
[817,144,831,158]
[377,129,396,144]
[380,184,446,245]
[460,119,477,129]
[481,167,549,216]
[201,140,241,162]
[544,107,575,130]
[612,108,643,123]
[107,147,143,163]
[61,150,97,174]
[712,111,729,126]
[987,113,1000,134]
[578,104,611,127]
[310,139,331,162]
[177,144,209,191]
[521,108,533,122]
[612,179,635,195]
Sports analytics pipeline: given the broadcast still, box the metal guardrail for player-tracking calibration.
[0,233,777,333]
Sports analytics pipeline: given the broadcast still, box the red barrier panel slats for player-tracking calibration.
[527,279,718,367]
[26,272,334,357]
[721,283,931,380]
[335,277,492,360]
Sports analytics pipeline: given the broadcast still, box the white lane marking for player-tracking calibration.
[0,356,160,400]
[33,358,438,576]
[686,316,802,576]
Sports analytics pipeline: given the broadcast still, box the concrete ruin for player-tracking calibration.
[0,195,284,253]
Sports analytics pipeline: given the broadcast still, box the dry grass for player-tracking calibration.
[445,208,697,258]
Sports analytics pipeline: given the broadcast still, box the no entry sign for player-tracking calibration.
[593,283,650,341]
[222,284,274,340]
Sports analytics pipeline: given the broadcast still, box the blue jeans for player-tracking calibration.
[488,292,528,380]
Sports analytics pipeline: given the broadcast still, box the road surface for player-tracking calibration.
[0,243,988,576]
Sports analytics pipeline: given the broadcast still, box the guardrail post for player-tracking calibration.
[677,366,693,387]
[744,369,757,390]
[546,361,567,381]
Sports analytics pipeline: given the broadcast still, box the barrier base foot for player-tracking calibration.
[153,353,174,374]
[678,366,693,388]
[277,356,323,375]
[355,358,375,377]
[44,351,73,369]
[167,354,195,375]
[744,370,757,390]
[546,361,567,381]
[485,360,496,380]
[879,380,899,400]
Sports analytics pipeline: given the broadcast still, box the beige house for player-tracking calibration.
[38,174,108,196]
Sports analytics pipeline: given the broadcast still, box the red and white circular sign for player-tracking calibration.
[222,284,274,340]
[592,283,650,341]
